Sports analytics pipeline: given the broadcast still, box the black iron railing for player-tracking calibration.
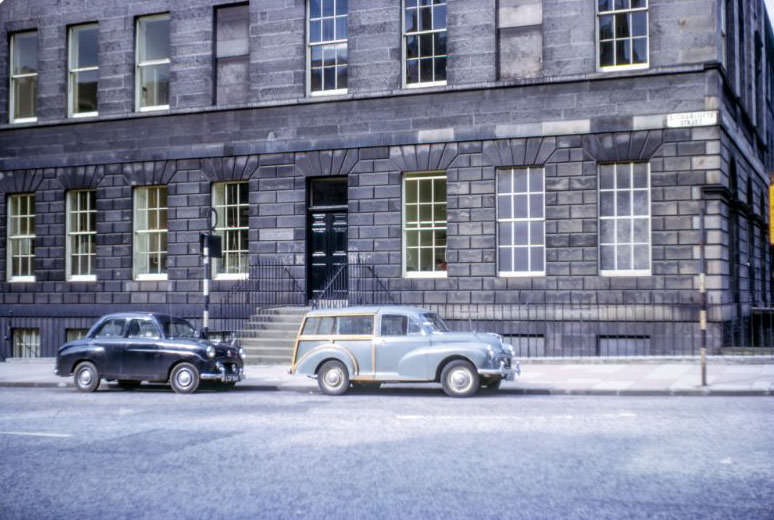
[311,254,397,309]
[209,256,304,334]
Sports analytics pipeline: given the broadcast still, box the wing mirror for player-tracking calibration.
[422,322,434,335]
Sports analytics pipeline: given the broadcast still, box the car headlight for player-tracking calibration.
[504,343,515,357]
[206,345,216,359]
[486,346,494,360]
[238,347,245,359]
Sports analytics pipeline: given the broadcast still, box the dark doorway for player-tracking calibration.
[307,178,348,301]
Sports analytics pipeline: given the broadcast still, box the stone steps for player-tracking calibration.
[237,306,309,365]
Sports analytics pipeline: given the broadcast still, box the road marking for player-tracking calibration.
[0,431,72,438]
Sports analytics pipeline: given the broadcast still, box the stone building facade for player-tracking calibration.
[0,0,772,357]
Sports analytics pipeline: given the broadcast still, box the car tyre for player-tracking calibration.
[318,360,350,396]
[116,380,142,390]
[169,362,200,394]
[74,361,100,393]
[480,377,502,392]
[441,360,479,398]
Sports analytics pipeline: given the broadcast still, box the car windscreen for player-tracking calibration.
[422,313,449,333]
[159,317,197,339]
[92,318,125,339]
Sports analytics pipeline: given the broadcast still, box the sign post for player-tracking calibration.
[201,208,218,339]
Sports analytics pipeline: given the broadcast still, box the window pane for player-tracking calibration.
[514,222,528,245]
[530,221,544,246]
[381,315,408,336]
[139,63,169,107]
[514,169,528,192]
[139,16,169,62]
[633,191,648,216]
[633,218,648,242]
[513,195,528,218]
[74,69,98,113]
[13,32,37,75]
[499,222,512,246]
[13,76,37,119]
[600,219,615,243]
[600,192,615,216]
[499,247,513,272]
[530,247,544,272]
[599,164,615,189]
[616,191,630,215]
[73,26,98,69]
[433,4,447,30]
[632,37,647,64]
[633,245,649,269]
[616,164,631,189]
[600,245,615,270]
[338,316,373,335]
[632,163,648,188]
[599,15,614,40]
[616,39,631,65]
[615,13,630,38]
[616,245,632,270]
[600,41,614,67]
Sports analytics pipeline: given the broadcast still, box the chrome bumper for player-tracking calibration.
[478,359,521,381]
[200,362,244,383]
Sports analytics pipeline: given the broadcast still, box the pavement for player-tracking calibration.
[2,356,774,396]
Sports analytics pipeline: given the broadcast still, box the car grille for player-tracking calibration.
[496,356,511,368]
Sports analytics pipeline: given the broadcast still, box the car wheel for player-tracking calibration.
[169,362,200,394]
[116,380,142,390]
[351,382,381,393]
[480,377,502,392]
[318,360,349,396]
[74,361,100,393]
[441,360,479,398]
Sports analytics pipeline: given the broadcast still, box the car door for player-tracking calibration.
[375,314,428,380]
[123,318,163,379]
[90,318,128,378]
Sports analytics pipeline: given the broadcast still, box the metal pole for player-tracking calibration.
[202,233,210,339]
[699,203,707,386]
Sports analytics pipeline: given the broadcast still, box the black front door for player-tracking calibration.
[308,178,348,300]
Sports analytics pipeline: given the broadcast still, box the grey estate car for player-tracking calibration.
[291,306,520,397]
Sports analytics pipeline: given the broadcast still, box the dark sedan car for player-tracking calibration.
[55,312,245,394]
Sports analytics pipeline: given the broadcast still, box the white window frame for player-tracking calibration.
[596,0,649,72]
[66,190,97,282]
[68,24,99,119]
[497,167,546,278]
[212,181,249,280]
[133,186,168,281]
[12,328,40,358]
[402,0,448,89]
[135,13,170,112]
[306,0,348,97]
[402,172,448,279]
[7,193,36,283]
[598,162,651,277]
[9,31,38,124]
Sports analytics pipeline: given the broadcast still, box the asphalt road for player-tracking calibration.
[0,384,773,520]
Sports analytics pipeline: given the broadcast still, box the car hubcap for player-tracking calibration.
[177,369,193,388]
[324,367,343,389]
[449,368,473,393]
[78,369,92,387]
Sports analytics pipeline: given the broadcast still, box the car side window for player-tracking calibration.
[93,318,126,339]
[337,316,373,335]
[301,317,335,335]
[127,319,160,339]
[381,315,408,336]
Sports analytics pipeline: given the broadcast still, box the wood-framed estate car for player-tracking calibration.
[291,306,520,397]
[55,312,245,394]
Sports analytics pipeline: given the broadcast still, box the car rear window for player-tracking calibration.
[337,316,373,335]
[301,317,335,335]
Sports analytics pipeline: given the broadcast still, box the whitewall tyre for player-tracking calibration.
[441,360,479,398]
[169,362,200,394]
[318,360,350,396]
[74,361,100,393]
